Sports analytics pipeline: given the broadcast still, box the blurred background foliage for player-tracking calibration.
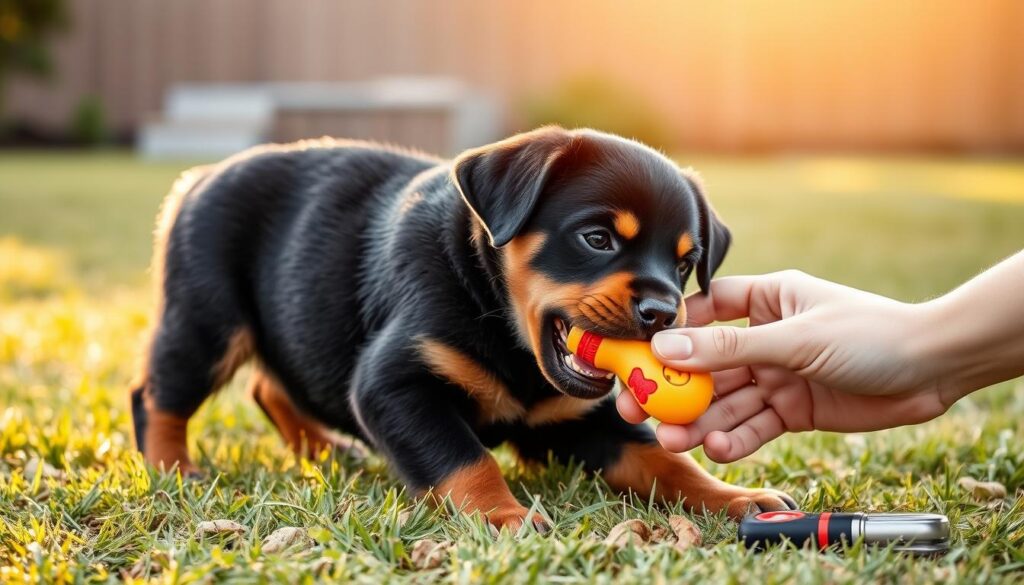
[0,0,66,117]
[521,76,673,151]
[69,94,108,146]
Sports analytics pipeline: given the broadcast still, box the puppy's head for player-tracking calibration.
[452,126,730,399]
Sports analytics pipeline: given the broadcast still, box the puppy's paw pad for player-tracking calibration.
[726,489,797,518]
[485,506,550,536]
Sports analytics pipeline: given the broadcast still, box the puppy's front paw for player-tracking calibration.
[485,505,551,536]
[723,488,798,519]
[434,455,551,536]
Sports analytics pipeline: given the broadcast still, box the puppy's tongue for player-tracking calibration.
[567,352,611,378]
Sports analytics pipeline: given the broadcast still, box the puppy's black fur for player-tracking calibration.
[132,128,795,529]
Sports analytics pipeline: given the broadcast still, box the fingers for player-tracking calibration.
[680,289,717,328]
[652,322,796,372]
[615,390,649,424]
[686,384,767,446]
[652,383,767,452]
[683,274,780,326]
[702,408,786,463]
[711,367,754,395]
[654,423,695,452]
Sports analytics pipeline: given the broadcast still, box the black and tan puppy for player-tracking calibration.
[130,126,795,531]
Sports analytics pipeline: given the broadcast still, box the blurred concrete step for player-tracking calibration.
[165,86,275,122]
[139,119,268,159]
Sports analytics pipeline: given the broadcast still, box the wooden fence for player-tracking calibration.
[6,0,1024,151]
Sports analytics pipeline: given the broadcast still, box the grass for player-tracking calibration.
[1,150,1023,583]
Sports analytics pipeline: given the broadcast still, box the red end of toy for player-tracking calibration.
[575,330,603,366]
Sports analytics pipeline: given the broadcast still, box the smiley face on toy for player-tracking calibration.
[662,366,691,386]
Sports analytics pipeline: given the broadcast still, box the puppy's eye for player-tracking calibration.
[582,229,615,251]
[677,261,693,279]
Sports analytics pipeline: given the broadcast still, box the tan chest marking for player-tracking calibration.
[418,339,526,424]
[525,395,602,427]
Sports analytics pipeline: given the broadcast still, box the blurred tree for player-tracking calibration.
[0,0,67,116]
[522,77,674,152]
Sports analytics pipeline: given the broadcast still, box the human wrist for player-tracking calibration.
[909,294,979,403]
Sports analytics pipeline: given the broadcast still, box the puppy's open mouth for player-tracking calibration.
[544,316,616,398]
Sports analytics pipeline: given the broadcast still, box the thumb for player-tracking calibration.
[652,323,795,371]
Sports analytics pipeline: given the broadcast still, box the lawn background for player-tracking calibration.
[1,151,1022,583]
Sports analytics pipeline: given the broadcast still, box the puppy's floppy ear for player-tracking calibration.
[684,170,732,294]
[451,126,574,247]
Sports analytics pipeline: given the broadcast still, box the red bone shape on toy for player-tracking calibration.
[627,368,658,404]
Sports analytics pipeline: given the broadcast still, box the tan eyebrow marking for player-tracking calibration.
[613,211,640,240]
[677,233,694,258]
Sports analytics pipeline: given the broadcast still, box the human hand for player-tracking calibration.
[616,270,965,462]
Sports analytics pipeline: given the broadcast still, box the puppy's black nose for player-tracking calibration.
[634,297,678,332]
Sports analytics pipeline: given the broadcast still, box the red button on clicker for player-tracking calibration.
[754,510,806,522]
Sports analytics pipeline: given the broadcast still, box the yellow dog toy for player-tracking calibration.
[566,326,713,425]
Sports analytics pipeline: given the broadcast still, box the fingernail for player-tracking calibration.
[652,331,693,359]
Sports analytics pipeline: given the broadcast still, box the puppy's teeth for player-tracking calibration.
[554,319,567,338]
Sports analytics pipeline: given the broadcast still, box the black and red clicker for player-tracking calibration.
[739,510,950,555]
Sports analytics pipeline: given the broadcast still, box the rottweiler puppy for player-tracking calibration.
[130,126,796,531]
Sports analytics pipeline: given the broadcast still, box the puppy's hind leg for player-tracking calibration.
[132,305,254,476]
[248,368,366,460]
